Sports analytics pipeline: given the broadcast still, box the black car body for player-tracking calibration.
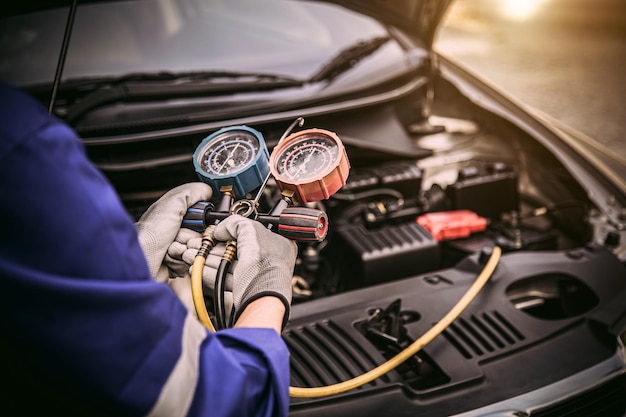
[2,1,625,416]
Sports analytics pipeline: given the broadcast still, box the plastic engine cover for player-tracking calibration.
[334,221,440,289]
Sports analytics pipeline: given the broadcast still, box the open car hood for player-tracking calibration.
[0,0,137,17]
[317,0,454,47]
[2,0,454,49]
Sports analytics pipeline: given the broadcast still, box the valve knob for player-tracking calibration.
[182,201,328,242]
[278,207,328,241]
[182,201,214,232]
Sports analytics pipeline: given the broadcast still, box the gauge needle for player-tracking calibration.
[303,150,314,167]
[218,143,240,173]
[291,149,318,178]
[298,150,315,174]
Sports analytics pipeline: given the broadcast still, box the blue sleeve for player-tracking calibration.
[0,83,289,417]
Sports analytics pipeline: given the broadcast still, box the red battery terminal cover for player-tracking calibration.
[416,210,487,241]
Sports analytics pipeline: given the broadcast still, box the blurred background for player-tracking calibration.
[436,0,626,161]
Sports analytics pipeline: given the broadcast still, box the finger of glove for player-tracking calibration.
[180,244,233,292]
[136,183,212,278]
[167,234,208,279]
[167,229,202,261]
[181,242,225,266]
[164,252,191,279]
[179,241,228,290]
[176,227,201,242]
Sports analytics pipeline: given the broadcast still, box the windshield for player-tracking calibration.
[1,0,394,87]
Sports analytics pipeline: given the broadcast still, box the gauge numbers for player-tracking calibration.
[274,133,339,181]
[270,128,350,203]
[197,131,260,176]
[193,126,270,197]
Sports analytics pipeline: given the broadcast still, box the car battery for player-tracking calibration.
[334,221,440,290]
[446,162,519,221]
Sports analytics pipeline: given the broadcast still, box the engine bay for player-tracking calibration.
[93,84,619,300]
[86,70,626,415]
[4,0,626,413]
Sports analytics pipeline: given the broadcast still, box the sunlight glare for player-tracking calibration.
[500,0,547,21]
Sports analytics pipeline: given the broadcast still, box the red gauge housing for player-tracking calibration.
[270,128,350,203]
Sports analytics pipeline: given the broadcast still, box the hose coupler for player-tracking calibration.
[197,225,217,258]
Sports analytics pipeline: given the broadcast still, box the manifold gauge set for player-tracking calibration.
[192,124,350,205]
[184,121,350,242]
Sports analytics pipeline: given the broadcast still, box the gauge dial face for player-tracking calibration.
[269,128,350,203]
[273,133,340,181]
[197,131,260,176]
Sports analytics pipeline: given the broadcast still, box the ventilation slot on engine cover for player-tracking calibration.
[442,311,525,359]
[284,320,390,389]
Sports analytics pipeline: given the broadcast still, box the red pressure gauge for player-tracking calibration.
[269,128,350,204]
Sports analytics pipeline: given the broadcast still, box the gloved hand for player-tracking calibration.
[214,215,297,326]
[167,227,233,289]
[167,215,298,327]
[136,182,213,282]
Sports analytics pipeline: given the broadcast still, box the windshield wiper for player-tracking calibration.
[59,70,303,123]
[59,36,389,123]
[308,36,390,83]
[62,70,302,91]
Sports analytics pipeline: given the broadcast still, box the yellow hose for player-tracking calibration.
[190,243,502,398]
[289,245,502,397]
[191,225,217,332]
[191,255,216,332]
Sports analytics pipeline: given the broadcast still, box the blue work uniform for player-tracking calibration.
[0,83,290,417]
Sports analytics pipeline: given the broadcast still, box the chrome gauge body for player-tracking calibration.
[193,126,269,197]
[270,128,350,203]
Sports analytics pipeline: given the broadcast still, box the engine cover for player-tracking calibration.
[286,245,626,416]
[334,221,440,289]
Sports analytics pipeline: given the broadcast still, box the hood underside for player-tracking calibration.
[317,0,453,47]
[1,0,453,48]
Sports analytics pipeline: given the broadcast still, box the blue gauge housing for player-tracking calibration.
[193,125,270,197]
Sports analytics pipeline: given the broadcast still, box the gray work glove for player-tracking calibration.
[167,215,297,327]
[136,182,213,283]
[167,228,233,288]
[214,215,297,326]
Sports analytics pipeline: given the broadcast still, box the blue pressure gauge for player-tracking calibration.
[193,126,270,197]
